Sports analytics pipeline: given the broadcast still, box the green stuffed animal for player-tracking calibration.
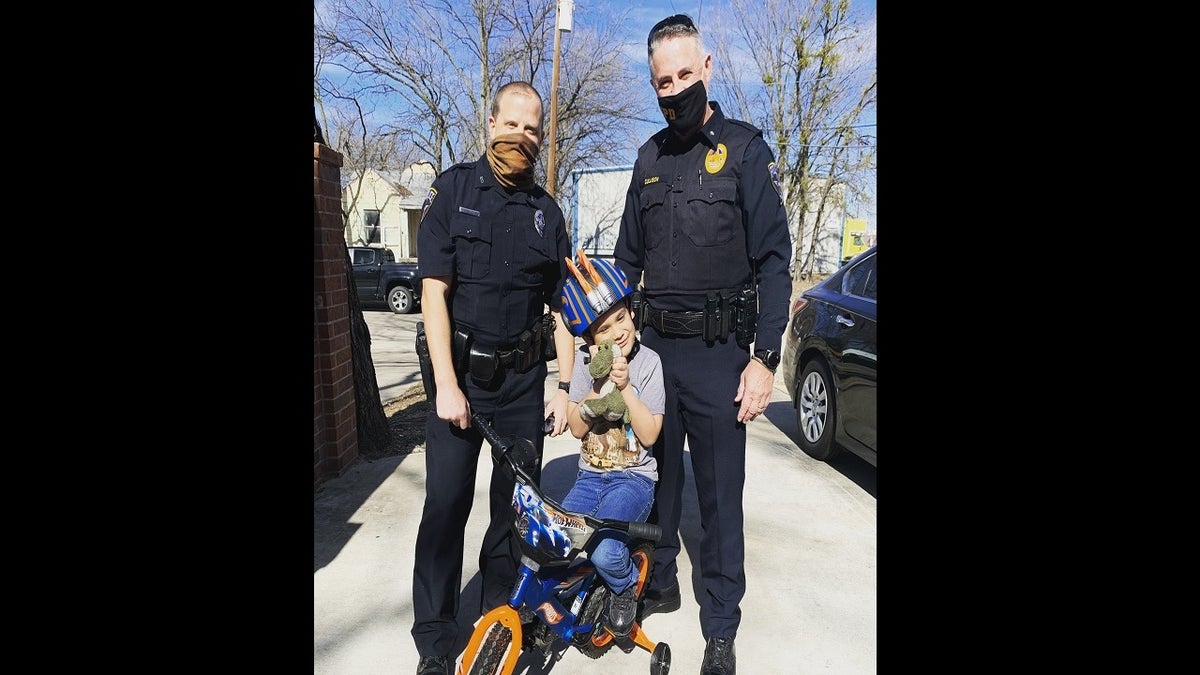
[579,339,630,425]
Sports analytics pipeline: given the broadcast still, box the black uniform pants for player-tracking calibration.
[410,363,547,658]
[641,326,749,640]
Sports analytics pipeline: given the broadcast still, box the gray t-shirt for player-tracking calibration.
[568,341,664,482]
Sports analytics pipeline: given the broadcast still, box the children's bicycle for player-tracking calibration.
[457,412,672,675]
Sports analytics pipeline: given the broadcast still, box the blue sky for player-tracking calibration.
[316,0,876,232]
[584,0,877,231]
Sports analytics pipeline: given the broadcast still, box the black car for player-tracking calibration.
[779,245,876,466]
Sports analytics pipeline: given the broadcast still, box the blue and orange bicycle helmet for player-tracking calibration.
[560,249,634,337]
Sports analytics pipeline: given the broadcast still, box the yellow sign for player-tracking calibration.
[842,218,870,260]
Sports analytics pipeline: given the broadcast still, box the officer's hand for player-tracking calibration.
[735,359,774,424]
[437,384,471,430]
[545,393,570,437]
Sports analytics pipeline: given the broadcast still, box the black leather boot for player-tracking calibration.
[637,580,681,620]
[700,636,735,674]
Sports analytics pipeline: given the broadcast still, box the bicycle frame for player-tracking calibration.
[457,413,670,675]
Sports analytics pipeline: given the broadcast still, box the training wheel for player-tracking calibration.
[650,642,671,675]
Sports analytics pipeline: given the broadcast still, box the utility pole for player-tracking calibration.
[546,0,573,197]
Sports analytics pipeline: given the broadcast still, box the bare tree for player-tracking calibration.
[709,0,876,280]
[549,11,654,197]
[315,0,650,203]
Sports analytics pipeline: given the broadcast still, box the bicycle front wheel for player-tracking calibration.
[459,606,522,675]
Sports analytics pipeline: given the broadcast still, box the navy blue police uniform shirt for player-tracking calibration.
[613,101,792,354]
[417,154,572,347]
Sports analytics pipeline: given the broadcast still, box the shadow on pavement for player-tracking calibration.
[314,453,416,573]
[763,401,877,499]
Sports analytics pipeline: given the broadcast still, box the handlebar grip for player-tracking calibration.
[627,521,662,543]
[472,412,508,451]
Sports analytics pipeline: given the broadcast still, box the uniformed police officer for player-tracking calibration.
[410,81,577,675]
[613,15,793,675]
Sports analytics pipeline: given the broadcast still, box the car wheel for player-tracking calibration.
[796,357,842,462]
[387,286,415,314]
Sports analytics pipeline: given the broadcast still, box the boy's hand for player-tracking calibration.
[609,352,628,390]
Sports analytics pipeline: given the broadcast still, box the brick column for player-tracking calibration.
[314,142,357,489]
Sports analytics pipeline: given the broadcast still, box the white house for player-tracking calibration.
[342,163,437,261]
[568,165,633,259]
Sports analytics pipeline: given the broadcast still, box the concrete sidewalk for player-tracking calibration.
[315,311,876,674]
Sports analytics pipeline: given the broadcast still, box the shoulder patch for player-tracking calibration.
[768,163,782,199]
[420,187,437,223]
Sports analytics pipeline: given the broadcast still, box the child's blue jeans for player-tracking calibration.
[560,469,655,594]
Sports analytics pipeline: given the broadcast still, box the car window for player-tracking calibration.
[354,249,374,265]
[844,254,877,301]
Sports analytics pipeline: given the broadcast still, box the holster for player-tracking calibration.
[630,288,646,330]
[452,328,473,374]
[735,287,757,349]
[513,328,539,374]
[468,343,498,387]
[703,292,726,343]
[540,313,557,361]
[415,321,436,401]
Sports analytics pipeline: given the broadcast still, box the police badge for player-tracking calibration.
[534,209,545,238]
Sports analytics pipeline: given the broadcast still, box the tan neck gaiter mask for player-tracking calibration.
[487,132,540,191]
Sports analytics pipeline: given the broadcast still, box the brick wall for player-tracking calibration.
[314,142,358,489]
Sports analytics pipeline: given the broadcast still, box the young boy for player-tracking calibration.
[558,250,665,637]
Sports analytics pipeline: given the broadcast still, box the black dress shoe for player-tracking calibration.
[701,636,736,674]
[637,580,681,620]
[417,654,452,675]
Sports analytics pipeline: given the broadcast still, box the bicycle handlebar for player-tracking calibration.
[472,411,511,458]
[625,521,662,543]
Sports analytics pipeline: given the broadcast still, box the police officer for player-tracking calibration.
[613,15,792,675]
[410,81,577,675]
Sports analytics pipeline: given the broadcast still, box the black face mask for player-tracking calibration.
[658,80,708,138]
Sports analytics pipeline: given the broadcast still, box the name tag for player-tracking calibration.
[458,206,480,216]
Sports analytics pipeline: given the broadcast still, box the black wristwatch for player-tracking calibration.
[753,349,781,373]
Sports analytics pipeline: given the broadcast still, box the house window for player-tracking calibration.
[364,209,381,244]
